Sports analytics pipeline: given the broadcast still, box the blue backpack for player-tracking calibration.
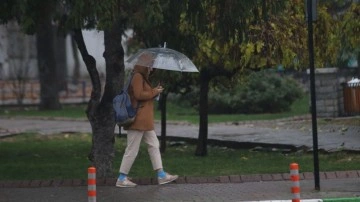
[113,74,139,127]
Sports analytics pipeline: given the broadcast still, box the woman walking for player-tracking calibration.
[116,53,178,188]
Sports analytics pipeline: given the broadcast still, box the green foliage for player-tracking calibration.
[313,5,341,68]
[206,70,304,114]
[239,1,307,69]
[0,0,58,34]
[176,70,304,114]
[338,2,360,66]
[234,71,303,113]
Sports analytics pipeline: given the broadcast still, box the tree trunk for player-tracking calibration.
[72,29,103,175]
[36,12,61,110]
[74,22,124,178]
[93,21,125,177]
[71,34,81,85]
[195,68,210,156]
[160,93,168,153]
[53,28,67,92]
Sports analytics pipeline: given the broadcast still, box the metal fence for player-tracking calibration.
[0,80,92,106]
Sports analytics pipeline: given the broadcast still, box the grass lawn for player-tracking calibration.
[1,95,358,180]
[0,133,359,180]
[0,95,310,124]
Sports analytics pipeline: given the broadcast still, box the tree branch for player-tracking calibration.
[72,29,101,121]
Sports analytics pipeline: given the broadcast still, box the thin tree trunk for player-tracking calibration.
[36,11,61,110]
[71,34,81,85]
[53,28,67,92]
[72,29,102,174]
[160,93,168,153]
[195,68,210,156]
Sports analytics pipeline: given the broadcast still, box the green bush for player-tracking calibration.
[208,70,304,114]
[176,70,304,114]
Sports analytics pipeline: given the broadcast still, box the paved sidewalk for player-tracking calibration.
[0,178,359,201]
[0,116,359,201]
[0,116,359,152]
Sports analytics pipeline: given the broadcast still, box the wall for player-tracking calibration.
[0,22,38,80]
[307,67,358,117]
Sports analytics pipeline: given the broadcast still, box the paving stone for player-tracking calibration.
[174,176,186,184]
[325,171,337,179]
[206,177,220,183]
[346,170,359,178]
[19,181,31,188]
[196,177,208,183]
[105,178,117,186]
[40,180,53,187]
[303,172,314,179]
[51,179,63,187]
[229,175,241,183]
[186,176,206,184]
[1,181,14,188]
[336,170,359,178]
[72,179,85,186]
[260,174,273,181]
[219,176,230,183]
[319,172,326,179]
[29,180,42,187]
[96,178,106,186]
[280,173,289,180]
[136,177,152,185]
[240,174,261,182]
[61,179,73,186]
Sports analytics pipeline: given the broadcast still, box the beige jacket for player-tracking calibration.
[125,65,159,131]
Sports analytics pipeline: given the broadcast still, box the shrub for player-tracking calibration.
[208,70,304,114]
[176,70,304,114]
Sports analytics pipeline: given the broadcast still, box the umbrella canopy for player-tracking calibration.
[125,45,198,73]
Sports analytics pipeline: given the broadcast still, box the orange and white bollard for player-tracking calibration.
[290,163,300,202]
[88,167,96,202]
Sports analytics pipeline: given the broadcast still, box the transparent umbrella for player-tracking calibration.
[125,43,198,73]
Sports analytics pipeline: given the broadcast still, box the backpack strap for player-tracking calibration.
[123,72,134,92]
[124,72,141,109]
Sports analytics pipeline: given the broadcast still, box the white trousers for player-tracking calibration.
[119,130,163,174]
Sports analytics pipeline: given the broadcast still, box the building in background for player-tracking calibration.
[0,21,132,80]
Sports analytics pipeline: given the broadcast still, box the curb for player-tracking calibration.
[1,170,359,188]
[248,198,360,202]
[323,198,360,202]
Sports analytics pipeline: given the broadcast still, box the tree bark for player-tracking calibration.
[71,34,81,85]
[73,21,124,178]
[195,67,234,156]
[72,29,104,175]
[36,11,61,110]
[96,21,125,177]
[195,68,210,156]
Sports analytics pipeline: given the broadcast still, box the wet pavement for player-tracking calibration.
[0,116,359,152]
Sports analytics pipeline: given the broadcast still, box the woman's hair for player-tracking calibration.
[133,52,155,83]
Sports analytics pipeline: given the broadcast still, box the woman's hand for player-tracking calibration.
[156,82,164,94]
[156,85,164,94]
